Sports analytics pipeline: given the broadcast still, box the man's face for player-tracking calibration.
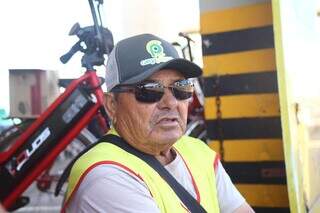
[112,69,190,154]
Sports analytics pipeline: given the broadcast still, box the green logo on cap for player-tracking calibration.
[140,40,173,66]
[146,40,165,58]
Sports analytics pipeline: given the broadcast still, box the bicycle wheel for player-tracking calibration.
[185,119,208,143]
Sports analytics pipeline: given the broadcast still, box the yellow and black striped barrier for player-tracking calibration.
[200,1,289,212]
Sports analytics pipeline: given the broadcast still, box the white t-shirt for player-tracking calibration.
[67,152,245,213]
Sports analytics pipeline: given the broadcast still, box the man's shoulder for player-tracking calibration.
[77,140,125,161]
[176,135,205,144]
[174,135,217,164]
[175,135,213,152]
[83,164,145,184]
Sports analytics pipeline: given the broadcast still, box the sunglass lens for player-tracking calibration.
[135,84,164,103]
[173,89,193,100]
[172,80,194,100]
[134,80,194,103]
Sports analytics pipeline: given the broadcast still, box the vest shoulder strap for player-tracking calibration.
[99,134,207,213]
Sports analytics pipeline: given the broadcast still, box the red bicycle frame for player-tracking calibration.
[0,70,107,209]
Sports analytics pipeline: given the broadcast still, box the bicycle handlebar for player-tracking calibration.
[178,32,194,42]
[60,0,114,70]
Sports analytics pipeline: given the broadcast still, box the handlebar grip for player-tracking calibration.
[60,41,82,64]
[60,52,73,64]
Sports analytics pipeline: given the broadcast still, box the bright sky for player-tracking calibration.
[0,0,200,112]
[0,0,93,112]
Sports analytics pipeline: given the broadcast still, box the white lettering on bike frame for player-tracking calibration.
[62,93,88,123]
[16,127,51,171]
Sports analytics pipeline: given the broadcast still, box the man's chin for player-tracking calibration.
[154,132,183,144]
[149,126,184,142]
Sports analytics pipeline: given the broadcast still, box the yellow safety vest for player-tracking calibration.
[63,130,220,213]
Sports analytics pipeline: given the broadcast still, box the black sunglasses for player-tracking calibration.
[111,79,194,103]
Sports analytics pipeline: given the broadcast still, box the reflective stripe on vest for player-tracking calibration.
[63,135,220,213]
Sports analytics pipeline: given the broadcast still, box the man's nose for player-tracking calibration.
[157,88,178,109]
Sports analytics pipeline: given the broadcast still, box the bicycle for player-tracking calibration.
[173,32,207,142]
[0,0,113,211]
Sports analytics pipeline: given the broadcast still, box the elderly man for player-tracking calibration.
[63,34,254,213]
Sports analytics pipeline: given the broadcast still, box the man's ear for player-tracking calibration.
[104,92,117,121]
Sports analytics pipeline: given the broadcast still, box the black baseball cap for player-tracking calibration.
[105,33,202,91]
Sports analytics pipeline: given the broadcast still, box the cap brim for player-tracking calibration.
[122,58,202,85]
